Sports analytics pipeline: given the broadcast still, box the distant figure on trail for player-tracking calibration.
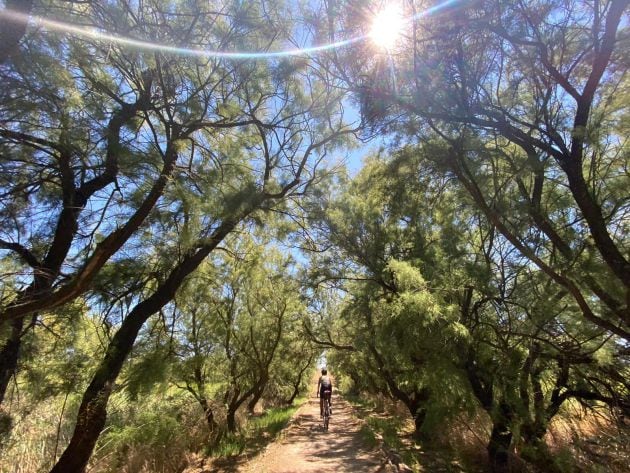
[317,368,333,417]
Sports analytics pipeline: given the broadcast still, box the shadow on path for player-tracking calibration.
[234,396,383,473]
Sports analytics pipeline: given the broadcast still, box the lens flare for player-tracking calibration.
[370,4,405,49]
[0,1,461,60]
[0,9,361,59]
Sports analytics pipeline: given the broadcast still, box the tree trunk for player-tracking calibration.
[247,384,265,414]
[0,94,160,411]
[409,401,428,440]
[367,341,430,439]
[49,301,152,473]
[563,161,630,288]
[286,384,300,405]
[50,220,239,473]
[226,375,268,432]
[520,440,561,473]
[487,405,513,473]
[348,371,361,395]
[198,397,217,432]
[520,423,562,473]
[0,316,25,404]
[286,369,306,405]
[0,287,42,407]
[285,354,313,405]
[226,406,238,433]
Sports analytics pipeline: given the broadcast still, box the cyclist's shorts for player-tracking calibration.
[320,387,332,398]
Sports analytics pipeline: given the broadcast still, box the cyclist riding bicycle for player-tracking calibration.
[316,368,333,417]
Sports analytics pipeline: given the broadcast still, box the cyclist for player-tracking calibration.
[316,368,333,417]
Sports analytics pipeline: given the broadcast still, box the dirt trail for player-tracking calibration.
[235,394,383,473]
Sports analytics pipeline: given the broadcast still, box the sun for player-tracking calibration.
[370,4,405,49]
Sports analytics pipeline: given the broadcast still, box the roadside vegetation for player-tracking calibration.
[209,403,302,459]
[348,388,629,473]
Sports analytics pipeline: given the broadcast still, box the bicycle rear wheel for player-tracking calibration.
[321,391,331,431]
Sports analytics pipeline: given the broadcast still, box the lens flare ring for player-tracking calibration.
[0,1,461,60]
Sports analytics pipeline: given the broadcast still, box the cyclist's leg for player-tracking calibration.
[319,393,324,417]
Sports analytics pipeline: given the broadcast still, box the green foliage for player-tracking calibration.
[1,2,628,473]
[312,135,629,469]
[209,433,247,457]
[94,392,207,473]
[313,149,481,434]
[19,309,102,401]
[248,404,301,438]
[366,417,404,449]
[208,403,301,457]
[125,349,172,400]
[358,424,378,449]
[104,409,180,453]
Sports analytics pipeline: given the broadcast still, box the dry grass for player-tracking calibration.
[0,393,211,473]
[3,388,627,473]
[347,392,630,473]
[0,396,77,473]
[545,406,630,473]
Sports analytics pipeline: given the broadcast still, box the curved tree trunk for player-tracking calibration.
[285,357,312,405]
[49,300,154,473]
[199,397,217,432]
[226,387,242,433]
[247,383,265,414]
[50,220,239,473]
[226,408,238,433]
[227,380,266,432]
[286,384,300,406]
[407,395,429,440]
[0,316,25,403]
[487,404,514,473]
[412,406,428,440]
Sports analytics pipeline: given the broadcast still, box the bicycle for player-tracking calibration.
[322,389,332,431]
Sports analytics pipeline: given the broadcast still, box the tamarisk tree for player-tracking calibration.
[0,1,356,471]
[325,0,629,339]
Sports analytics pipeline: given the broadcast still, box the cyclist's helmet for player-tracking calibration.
[321,368,327,375]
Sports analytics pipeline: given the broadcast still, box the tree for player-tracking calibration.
[308,147,629,471]
[326,0,629,342]
[0,0,276,405]
[171,240,310,438]
[318,3,629,468]
[209,244,305,432]
[307,153,473,437]
[38,1,356,470]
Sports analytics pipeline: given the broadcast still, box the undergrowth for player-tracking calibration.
[209,400,303,458]
[347,395,419,469]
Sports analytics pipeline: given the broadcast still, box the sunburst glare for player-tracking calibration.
[370,4,405,49]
